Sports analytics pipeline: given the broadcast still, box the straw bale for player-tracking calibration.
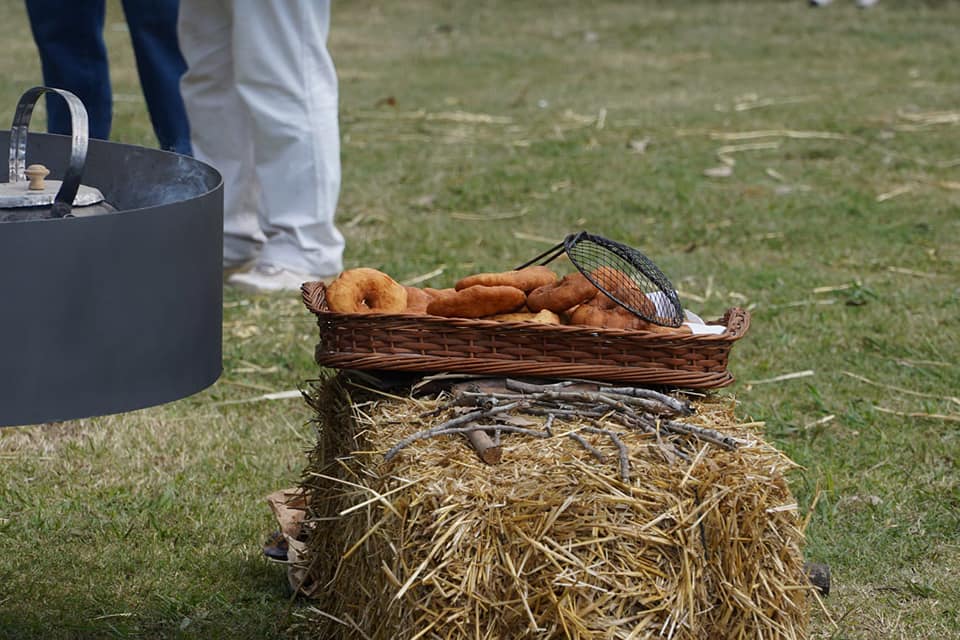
[292,374,811,639]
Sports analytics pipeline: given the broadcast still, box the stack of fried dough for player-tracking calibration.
[323,266,692,332]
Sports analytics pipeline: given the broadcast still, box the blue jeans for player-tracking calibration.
[25,0,192,155]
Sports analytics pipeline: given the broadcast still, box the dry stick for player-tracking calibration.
[440,402,521,430]
[383,402,521,461]
[653,416,742,450]
[561,389,693,415]
[655,436,686,464]
[470,424,553,439]
[554,389,657,415]
[543,413,556,436]
[464,428,503,464]
[469,392,631,477]
[507,378,576,389]
[506,378,684,416]
[456,391,527,406]
[398,380,741,472]
[384,423,548,462]
[842,370,960,406]
[550,390,635,413]
[648,416,693,461]
[529,397,703,460]
[582,426,631,482]
[615,412,691,462]
[595,391,669,416]
[504,379,571,394]
[873,406,960,423]
[418,402,452,418]
[525,407,609,420]
[598,386,694,415]
[525,387,739,452]
[567,432,607,464]
[602,394,681,415]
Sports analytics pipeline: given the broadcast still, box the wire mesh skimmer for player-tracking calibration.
[516,231,685,327]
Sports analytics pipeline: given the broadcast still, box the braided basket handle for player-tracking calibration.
[301,280,328,313]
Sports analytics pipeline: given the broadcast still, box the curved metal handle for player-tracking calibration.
[8,86,89,218]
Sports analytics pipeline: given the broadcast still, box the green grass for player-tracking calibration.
[1,0,959,638]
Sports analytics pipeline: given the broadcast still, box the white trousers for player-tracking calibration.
[178,0,345,276]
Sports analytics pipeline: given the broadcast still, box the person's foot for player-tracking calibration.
[227,262,336,293]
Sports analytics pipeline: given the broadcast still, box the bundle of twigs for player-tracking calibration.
[385,378,745,482]
[292,373,811,639]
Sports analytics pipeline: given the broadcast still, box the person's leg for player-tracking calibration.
[179,0,263,268]
[230,0,344,279]
[121,0,192,155]
[24,0,112,139]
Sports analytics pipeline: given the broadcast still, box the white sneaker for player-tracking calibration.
[227,262,335,294]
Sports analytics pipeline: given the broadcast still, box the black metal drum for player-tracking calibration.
[0,87,224,427]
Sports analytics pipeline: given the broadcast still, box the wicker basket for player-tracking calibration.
[301,281,751,389]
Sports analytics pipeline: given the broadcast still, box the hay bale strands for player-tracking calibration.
[293,374,812,639]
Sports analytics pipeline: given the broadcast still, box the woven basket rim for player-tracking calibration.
[301,280,750,341]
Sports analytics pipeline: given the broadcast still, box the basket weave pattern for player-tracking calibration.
[301,281,750,388]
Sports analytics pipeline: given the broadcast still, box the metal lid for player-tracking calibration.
[0,164,104,208]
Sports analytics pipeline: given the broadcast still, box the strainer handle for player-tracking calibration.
[513,232,582,270]
[8,86,89,218]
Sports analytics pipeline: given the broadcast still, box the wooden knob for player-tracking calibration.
[25,164,50,190]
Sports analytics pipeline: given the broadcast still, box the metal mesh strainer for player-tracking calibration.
[517,231,684,327]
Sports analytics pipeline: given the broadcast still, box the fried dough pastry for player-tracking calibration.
[569,301,651,330]
[426,285,526,318]
[569,295,691,333]
[325,267,407,313]
[527,272,598,313]
[588,266,656,317]
[403,286,435,314]
[486,309,562,324]
[454,266,557,293]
